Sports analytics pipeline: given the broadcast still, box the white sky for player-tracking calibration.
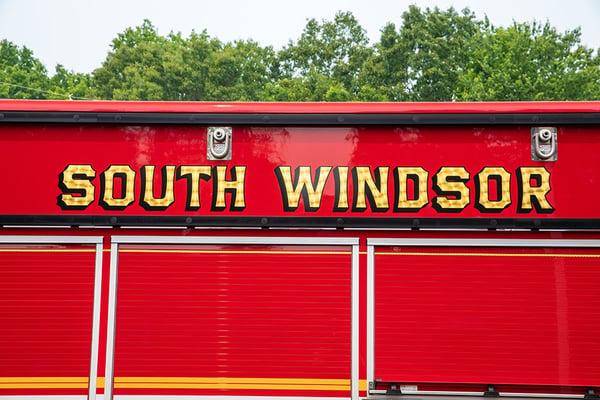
[0,0,598,74]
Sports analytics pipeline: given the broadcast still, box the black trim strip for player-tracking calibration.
[1,112,600,126]
[1,215,600,230]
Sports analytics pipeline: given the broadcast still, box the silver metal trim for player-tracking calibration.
[105,236,360,400]
[0,397,350,400]
[112,236,359,246]
[365,237,600,396]
[0,235,104,400]
[0,235,102,244]
[351,243,359,400]
[367,238,600,248]
[88,241,104,400]
[110,396,351,400]
[207,126,232,160]
[104,242,120,400]
[401,390,584,398]
[532,126,557,161]
[367,392,584,399]
[0,397,89,400]
[366,245,375,386]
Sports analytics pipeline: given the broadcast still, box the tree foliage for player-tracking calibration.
[0,39,91,99]
[1,8,599,101]
[92,20,277,101]
[0,39,50,99]
[456,21,600,100]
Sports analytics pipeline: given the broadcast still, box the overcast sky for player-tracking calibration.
[0,0,598,74]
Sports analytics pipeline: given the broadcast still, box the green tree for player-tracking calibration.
[456,21,600,101]
[279,11,372,97]
[205,40,278,101]
[2,11,591,102]
[262,70,352,101]
[361,6,481,101]
[48,64,92,99]
[92,20,278,101]
[0,39,51,99]
[92,20,174,100]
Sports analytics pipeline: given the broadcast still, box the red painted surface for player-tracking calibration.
[373,246,600,387]
[112,244,352,396]
[0,244,96,395]
[0,227,597,396]
[0,124,598,219]
[1,99,600,113]
[0,101,599,398]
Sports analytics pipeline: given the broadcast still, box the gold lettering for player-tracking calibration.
[99,165,136,210]
[352,167,389,212]
[275,166,331,211]
[57,164,96,210]
[517,167,554,213]
[334,166,349,211]
[177,165,212,211]
[213,165,246,211]
[140,165,176,210]
[432,167,470,212]
[394,167,428,211]
[475,167,512,212]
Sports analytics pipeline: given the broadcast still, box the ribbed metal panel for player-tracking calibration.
[0,245,95,394]
[373,246,600,387]
[112,244,352,396]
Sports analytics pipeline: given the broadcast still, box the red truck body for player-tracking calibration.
[0,100,599,400]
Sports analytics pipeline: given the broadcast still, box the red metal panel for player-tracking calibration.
[373,245,600,387]
[0,244,96,394]
[1,99,600,113]
[112,244,352,397]
[1,124,599,220]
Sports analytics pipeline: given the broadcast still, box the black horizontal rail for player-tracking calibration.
[1,215,599,230]
[1,111,600,126]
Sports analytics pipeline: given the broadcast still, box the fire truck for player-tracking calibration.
[0,100,598,400]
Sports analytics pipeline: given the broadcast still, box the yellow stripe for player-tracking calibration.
[377,251,600,258]
[0,377,350,391]
[0,377,88,389]
[119,249,351,255]
[359,379,368,391]
[114,383,348,390]
[114,377,349,385]
[0,383,88,389]
[0,377,88,383]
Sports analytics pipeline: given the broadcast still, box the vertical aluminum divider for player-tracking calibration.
[366,242,375,391]
[104,241,120,400]
[0,236,103,400]
[88,241,104,400]
[352,243,360,400]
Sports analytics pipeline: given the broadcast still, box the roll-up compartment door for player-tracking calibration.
[0,237,102,398]
[368,239,600,392]
[107,236,357,399]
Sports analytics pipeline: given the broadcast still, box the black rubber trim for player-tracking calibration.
[1,215,600,230]
[1,112,600,126]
